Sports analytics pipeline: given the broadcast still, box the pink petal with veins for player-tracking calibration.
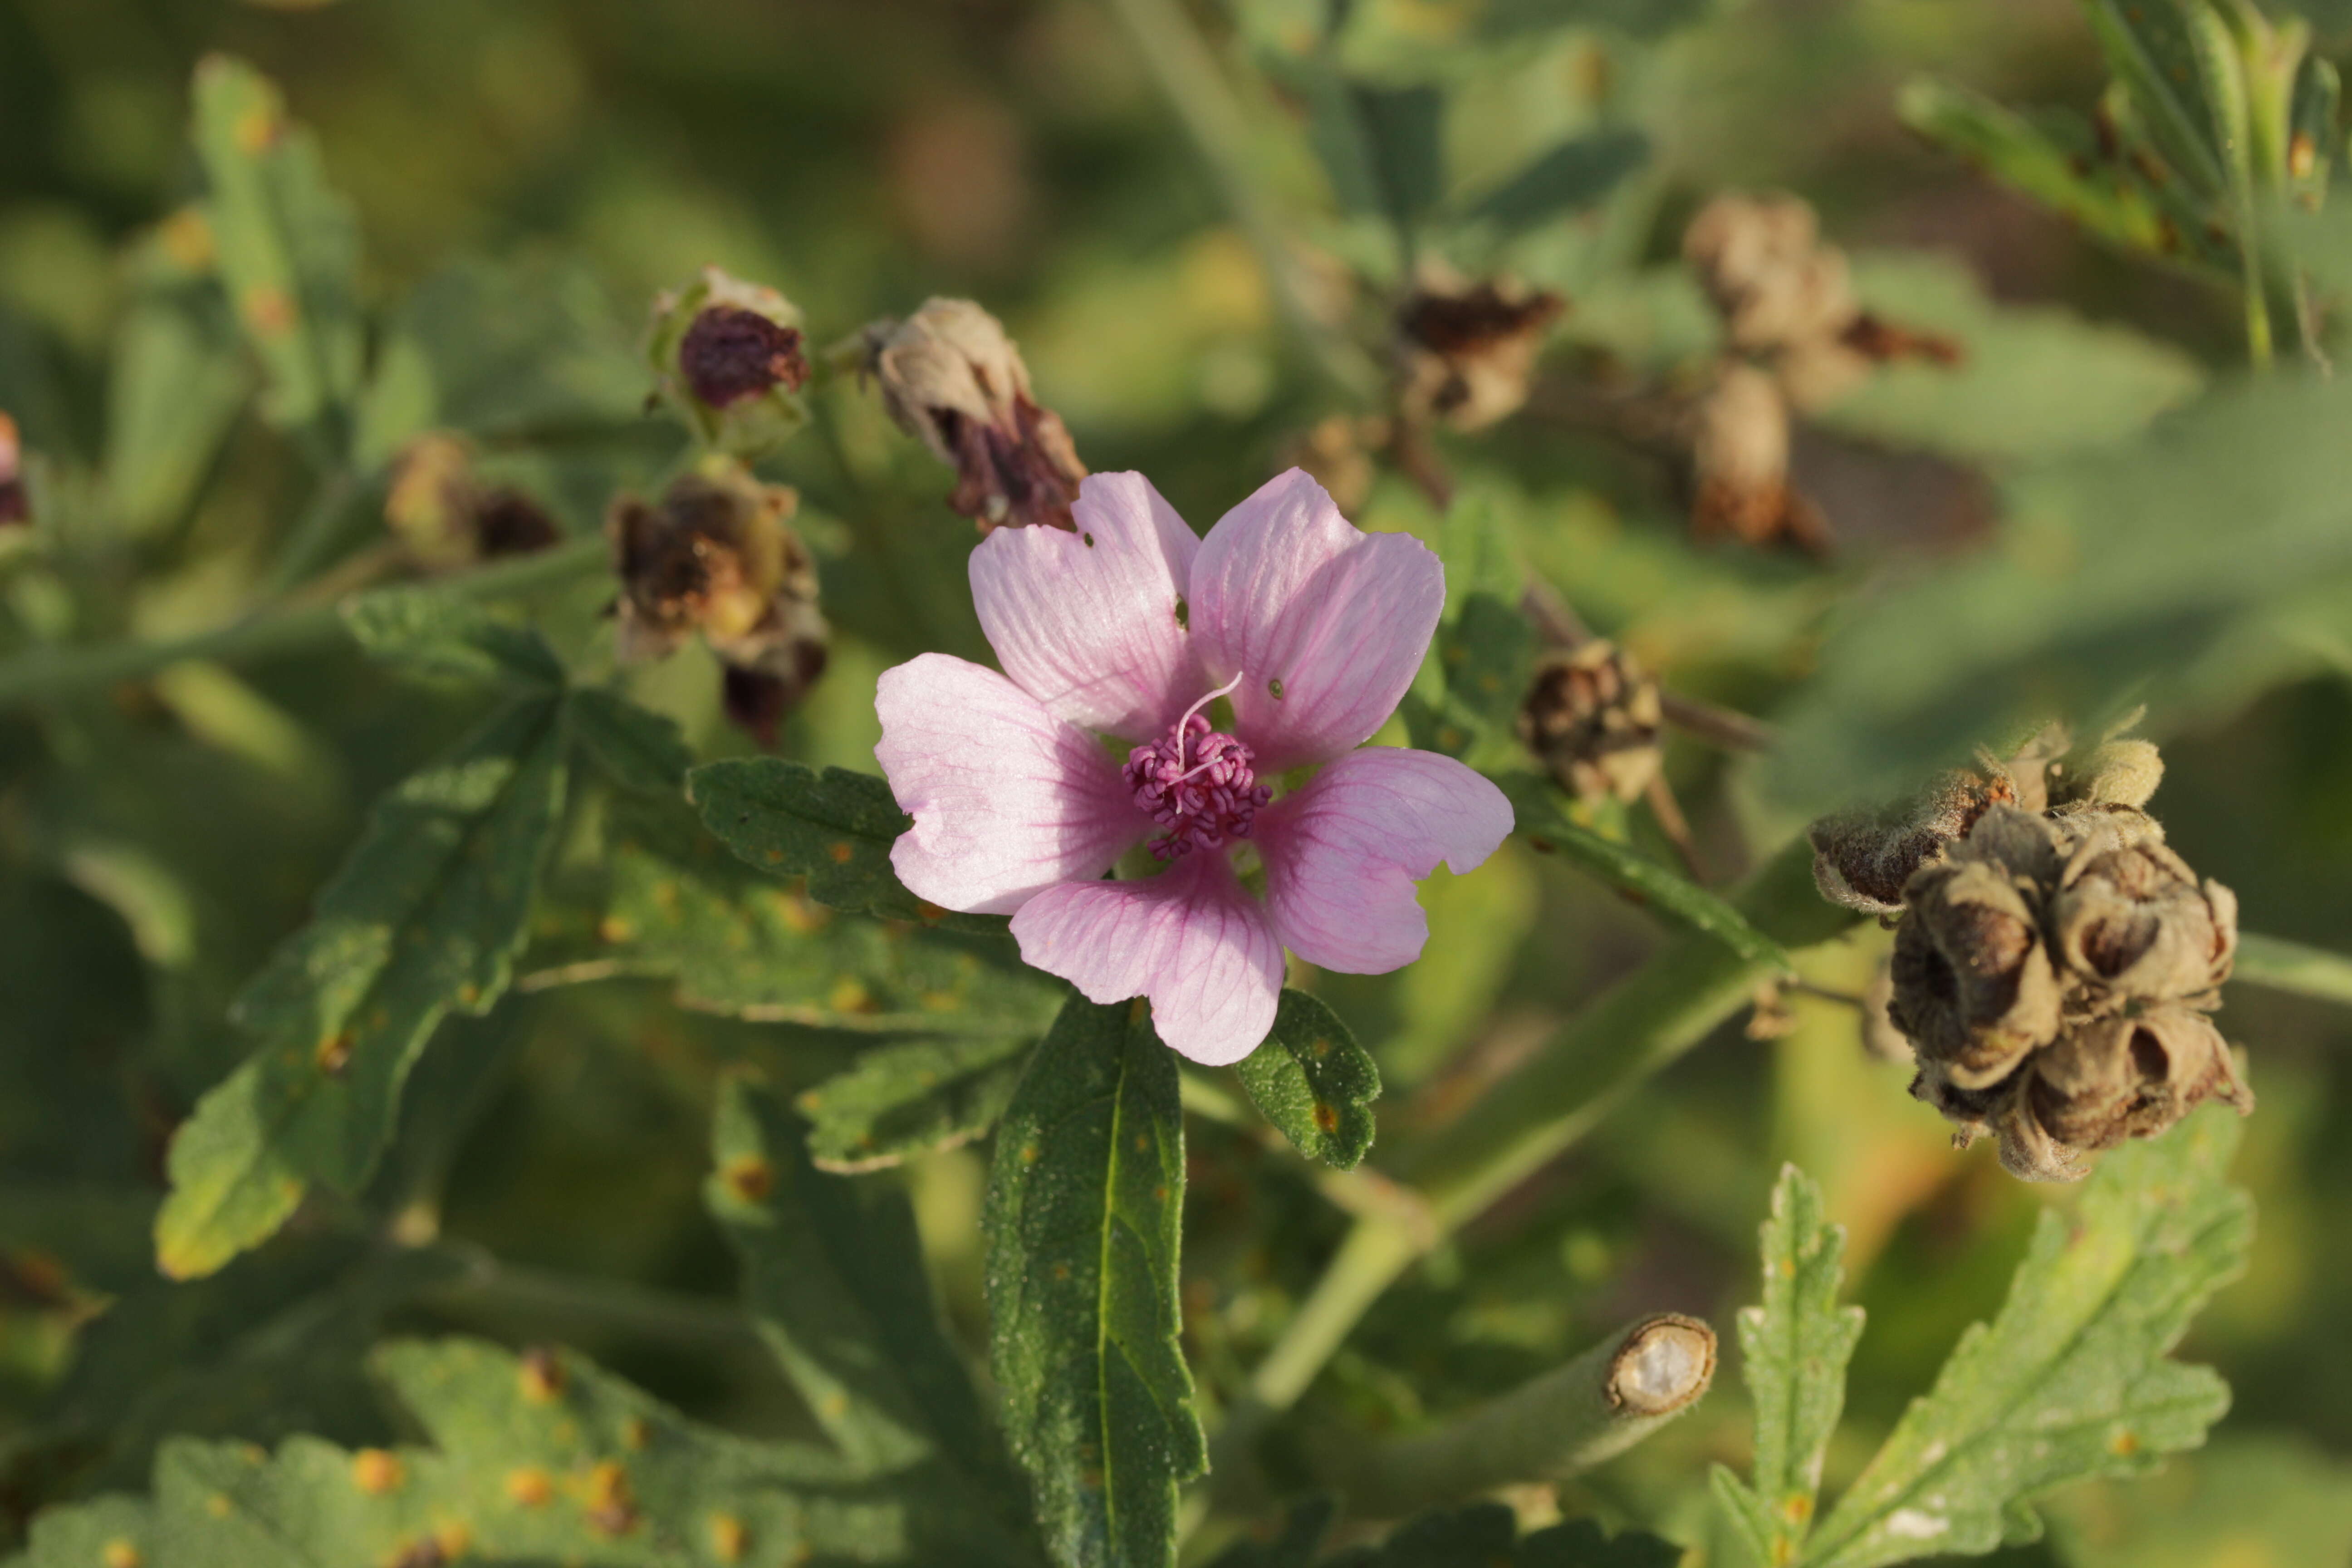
[1186,467,1445,773]
[1009,852,1284,1065]
[969,470,1206,742]
[875,653,1147,915]
[1254,746,1513,974]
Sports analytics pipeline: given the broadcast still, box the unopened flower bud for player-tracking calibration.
[1516,640,1663,805]
[1888,814,2065,1090]
[385,433,561,573]
[648,268,811,460]
[860,298,1085,533]
[0,412,26,529]
[1688,363,1828,551]
[607,464,830,745]
[1808,763,2016,917]
[1395,278,1565,432]
[2050,835,2237,1005]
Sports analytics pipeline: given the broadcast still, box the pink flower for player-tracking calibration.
[874,468,1514,1064]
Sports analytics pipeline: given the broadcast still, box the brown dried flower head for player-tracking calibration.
[1395,278,1566,432]
[607,464,829,745]
[1887,810,2066,1089]
[861,297,1086,533]
[1809,761,2018,918]
[1516,640,1664,805]
[2050,833,2237,1006]
[647,267,811,460]
[0,412,25,529]
[385,433,561,573]
[1689,362,1829,552]
[1684,193,1857,358]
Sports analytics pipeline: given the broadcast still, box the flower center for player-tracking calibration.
[1125,676,1269,861]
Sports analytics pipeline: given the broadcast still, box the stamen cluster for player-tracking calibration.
[1125,714,1270,861]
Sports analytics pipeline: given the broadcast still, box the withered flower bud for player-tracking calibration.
[0,412,26,529]
[1395,278,1566,432]
[1516,640,1663,805]
[1278,414,1388,515]
[1887,815,2065,1090]
[648,267,811,460]
[385,433,561,573]
[2050,835,2237,1005]
[1683,193,1856,357]
[861,297,1086,533]
[1688,363,1828,552]
[607,464,830,745]
[2025,1009,2251,1157]
[1809,762,2016,917]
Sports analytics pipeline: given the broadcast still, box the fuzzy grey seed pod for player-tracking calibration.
[0,412,26,528]
[2060,738,2165,811]
[1394,278,1566,433]
[1808,767,2018,918]
[861,298,1086,534]
[2050,835,2237,1005]
[2024,1009,2252,1157]
[1688,362,1829,551]
[1889,848,2065,1088]
[1517,640,1665,805]
[607,465,830,746]
[647,268,812,461]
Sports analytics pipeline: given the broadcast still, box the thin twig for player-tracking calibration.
[1642,770,1707,883]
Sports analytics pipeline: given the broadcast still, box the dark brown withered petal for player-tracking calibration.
[1840,311,1965,366]
[472,488,562,559]
[1396,280,1565,432]
[0,411,20,528]
[681,305,810,409]
[1888,858,2062,1088]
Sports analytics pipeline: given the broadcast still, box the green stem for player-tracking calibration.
[1099,0,1380,401]
[1241,836,1854,1418]
[2233,931,2352,1008]
[421,1241,758,1350]
[1313,1313,1717,1514]
[262,468,361,597]
[0,535,607,709]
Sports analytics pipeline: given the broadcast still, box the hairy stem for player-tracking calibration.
[1314,1314,1717,1514]
[0,535,608,709]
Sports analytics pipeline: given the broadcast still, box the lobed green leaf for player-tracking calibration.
[798,1035,1038,1172]
[342,588,567,690]
[569,688,696,796]
[1232,990,1382,1170]
[1463,130,1649,238]
[986,995,1204,1568]
[1321,1503,1679,1567]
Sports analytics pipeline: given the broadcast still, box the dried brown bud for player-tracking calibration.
[647,268,811,459]
[607,465,830,745]
[385,433,561,572]
[1688,363,1828,551]
[1278,414,1389,515]
[0,412,26,529]
[1840,311,1965,368]
[2050,834,2237,1006]
[680,305,809,409]
[1888,818,2065,1090]
[1395,278,1566,432]
[2026,1009,2251,1156]
[1683,193,1856,356]
[1516,640,1663,805]
[1808,764,2016,917]
[861,297,1085,533]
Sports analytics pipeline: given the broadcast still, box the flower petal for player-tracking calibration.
[875,653,1146,915]
[969,470,1205,742]
[1255,746,1514,974]
[1188,467,1445,772]
[1009,853,1283,1065]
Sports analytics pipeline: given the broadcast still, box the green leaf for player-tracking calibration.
[569,688,694,796]
[153,698,569,1279]
[1203,1499,1334,1568]
[1498,776,1795,975]
[1321,1504,1679,1567]
[1714,1166,1866,1568]
[7,1336,961,1568]
[2287,54,2338,208]
[986,995,1204,1568]
[1352,85,1447,233]
[1799,1108,2251,1568]
[341,587,566,690]
[690,759,1009,934]
[1232,990,1382,1169]
[188,55,363,435]
[103,226,255,538]
[707,1075,1038,1560]
[798,1035,1038,1172]
[2081,0,2235,198]
[1463,130,1649,237]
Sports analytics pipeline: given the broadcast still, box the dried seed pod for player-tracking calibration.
[607,465,830,745]
[385,433,560,572]
[648,267,811,460]
[1688,362,1828,551]
[0,412,26,528]
[1888,834,2065,1089]
[860,297,1085,533]
[1395,278,1565,432]
[1516,640,1664,805]
[2025,1009,2251,1157]
[2050,835,2237,1005]
[1808,765,2017,918]
[1683,193,1857,357]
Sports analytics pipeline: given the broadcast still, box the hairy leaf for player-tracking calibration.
[104,225,255,537]
[342,588,565,690]
[798,1035,1037,1172]
[1711,1165,1866,1568]
[1499,777,1795,975]
[188,55,362,434]
[1232,990,1382,1169]
[2081,0,2235,200]
[1203,1499,1334,1568]
[1800,1109,2250,1568]
[1465,130,1649,237]
[1324,1504,1679,1567]
[569,688,694,795]
[691,759,1009,934]
[986,995,1203,1568]
[154,698,568,1279]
